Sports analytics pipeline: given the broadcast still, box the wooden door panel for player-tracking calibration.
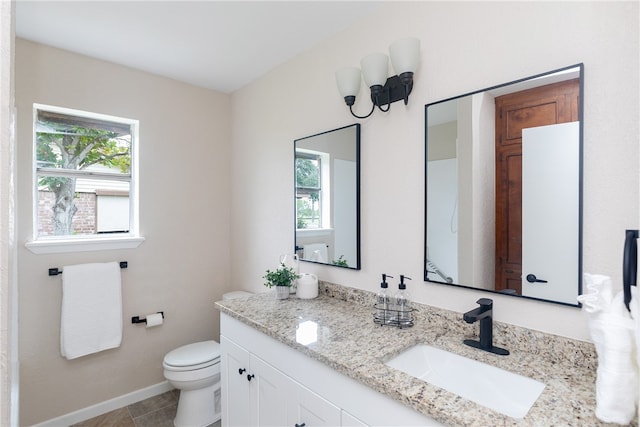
[496,149,522,294]
[505,153,522,265]
[494,78,579,293]
[504,102,559,142]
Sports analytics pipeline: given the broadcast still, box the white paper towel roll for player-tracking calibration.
[145,313,163,328]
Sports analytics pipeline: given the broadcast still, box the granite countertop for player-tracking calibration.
[215,282,604,426]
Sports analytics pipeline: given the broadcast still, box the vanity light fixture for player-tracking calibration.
[335,37,420,119]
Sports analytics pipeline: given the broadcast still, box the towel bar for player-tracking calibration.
[48,261,128,276]
[623,229,639,311]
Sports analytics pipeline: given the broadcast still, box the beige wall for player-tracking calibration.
[230,1,639,340]
[15,39,232,425]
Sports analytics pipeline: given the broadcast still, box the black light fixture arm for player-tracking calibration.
[397,71,414,105]
[370,85,390,113]
[344,96,376,119]
[344,74,415,119]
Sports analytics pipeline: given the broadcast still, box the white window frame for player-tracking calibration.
[295,150,331,231]
[25,104,144,254]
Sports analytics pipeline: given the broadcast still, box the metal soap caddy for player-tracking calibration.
[373,303,415,329]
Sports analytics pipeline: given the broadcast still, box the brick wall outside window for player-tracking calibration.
[38,191,96,236]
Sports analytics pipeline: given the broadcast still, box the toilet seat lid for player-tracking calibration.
[164,340,221,368]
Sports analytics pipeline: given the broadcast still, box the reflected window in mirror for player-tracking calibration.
[424,64,583,306]
[294,124,361,269]
[296,153,325,229]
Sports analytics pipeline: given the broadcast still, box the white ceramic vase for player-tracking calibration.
[275,286,290,300]
[297,273,318,299]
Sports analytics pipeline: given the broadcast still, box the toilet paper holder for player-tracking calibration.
[132,312,164,324]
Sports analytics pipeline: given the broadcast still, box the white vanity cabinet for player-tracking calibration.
[341,410,368,427]
[221,335,340,427]
[287,376,342,426]
[221,336,252,426]
[221,336,292,426]
[220,313,441,427]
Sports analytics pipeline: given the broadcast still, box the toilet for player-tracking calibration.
[163,291,252,427]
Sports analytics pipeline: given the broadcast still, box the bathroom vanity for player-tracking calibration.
[216,283,601,426]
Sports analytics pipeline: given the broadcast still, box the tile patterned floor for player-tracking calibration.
[70,390,221,427]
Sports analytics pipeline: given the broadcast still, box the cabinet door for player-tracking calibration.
[287,380,341,427]
[251,355,290,426]
[341,410,369,427]
[221,336,251,427]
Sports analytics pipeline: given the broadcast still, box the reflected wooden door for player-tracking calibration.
[495,79,579,294]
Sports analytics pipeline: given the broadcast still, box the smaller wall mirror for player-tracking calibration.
[425,64,583,306]
[294,124,361,269]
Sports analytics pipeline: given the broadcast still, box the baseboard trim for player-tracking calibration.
[32,381,173,427]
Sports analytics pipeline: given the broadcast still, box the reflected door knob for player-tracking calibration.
[526,274,548,283]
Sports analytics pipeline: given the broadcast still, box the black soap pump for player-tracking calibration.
[394,275,412,326]
[375,274,393,324]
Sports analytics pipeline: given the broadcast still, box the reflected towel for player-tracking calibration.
[629,286,640,426]
[578,273,638,424]
[304,243,328,263]
[61,262,123,360]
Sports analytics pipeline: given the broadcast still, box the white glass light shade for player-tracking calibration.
[360,53,389,88]
[389,37,420,75]
[335,67,362,98]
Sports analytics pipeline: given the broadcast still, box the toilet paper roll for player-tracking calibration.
[145,313,163,328]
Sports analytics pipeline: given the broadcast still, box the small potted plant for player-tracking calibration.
[263,263,300,300]
[332,255,349,267]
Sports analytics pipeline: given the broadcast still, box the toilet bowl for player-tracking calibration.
[163,291,252,427]
[163,340,221,427]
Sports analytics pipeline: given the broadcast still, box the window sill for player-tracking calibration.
[296,228,334,238]
[25,235,145,254]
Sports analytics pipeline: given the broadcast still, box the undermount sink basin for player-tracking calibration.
[385,345,545,419]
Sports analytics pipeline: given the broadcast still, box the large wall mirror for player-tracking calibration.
[425,64,583,306]
[294,124,361,269]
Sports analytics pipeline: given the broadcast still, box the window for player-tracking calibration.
[27,104,143,253]
[295,153,322,229]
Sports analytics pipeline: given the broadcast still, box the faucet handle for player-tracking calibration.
[476,298,493,307]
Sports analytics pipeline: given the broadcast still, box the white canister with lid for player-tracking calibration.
[296,273,318,299]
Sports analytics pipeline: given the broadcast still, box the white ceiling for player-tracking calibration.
[15,1,382,93]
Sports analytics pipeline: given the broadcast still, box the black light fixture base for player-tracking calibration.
[371,74,414,107]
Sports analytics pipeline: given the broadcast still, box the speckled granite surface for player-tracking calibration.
[215,281,608,427]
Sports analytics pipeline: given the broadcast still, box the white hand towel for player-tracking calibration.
[61,262,123,360]
[579,273,638,424]
[579,273,614,314]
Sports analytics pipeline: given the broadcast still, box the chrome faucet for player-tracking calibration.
[463,298,509,356]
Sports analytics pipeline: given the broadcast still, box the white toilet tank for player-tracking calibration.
[222,291,253,300]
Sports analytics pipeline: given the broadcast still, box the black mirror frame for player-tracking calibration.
[294,123,361,270]
[423,63,584,307]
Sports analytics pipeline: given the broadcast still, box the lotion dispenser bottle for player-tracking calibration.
[394,275,413,326]
[374,274,393,324]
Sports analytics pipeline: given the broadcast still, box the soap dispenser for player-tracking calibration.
[394,275,413,326]
[374,274,393,324]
